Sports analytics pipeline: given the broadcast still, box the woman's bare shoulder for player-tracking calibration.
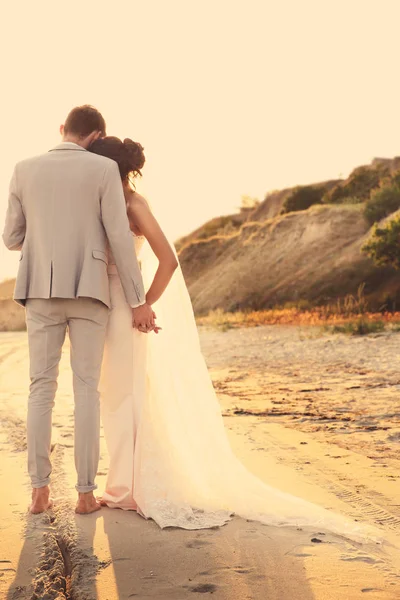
[125,190,152,235]
[126,190,151,213]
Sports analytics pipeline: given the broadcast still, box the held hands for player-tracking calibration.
[132,303,161,334]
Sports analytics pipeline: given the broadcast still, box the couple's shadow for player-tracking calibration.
[8,506,317,599]
[76,507,317,600]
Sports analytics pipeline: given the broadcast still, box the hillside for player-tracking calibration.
[177,158,400,314]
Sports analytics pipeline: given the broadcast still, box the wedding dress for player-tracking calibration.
[99,234,382,544]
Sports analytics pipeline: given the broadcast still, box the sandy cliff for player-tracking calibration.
[178,204,399,314]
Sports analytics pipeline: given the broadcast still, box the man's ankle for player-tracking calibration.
[77,490,96,498]
[33,485,50,494]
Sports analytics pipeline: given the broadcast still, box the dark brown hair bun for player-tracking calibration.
[89,135,146,181]
[123,138,145,175]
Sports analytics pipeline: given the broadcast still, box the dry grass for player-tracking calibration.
[197,306,400,328]
[328,319,386,335]
[197,287,400,332]
[197,307,400,331]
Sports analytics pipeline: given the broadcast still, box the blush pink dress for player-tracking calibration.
[100,235,147,515]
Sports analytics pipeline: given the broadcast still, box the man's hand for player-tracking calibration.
[132,303,155,332]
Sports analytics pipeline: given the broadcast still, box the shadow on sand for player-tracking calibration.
[72,508,317,600]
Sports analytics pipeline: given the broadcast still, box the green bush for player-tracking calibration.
[323,165,387,204]
[362,216,400,269]
[281,185,323,214]
[364,185,400,225]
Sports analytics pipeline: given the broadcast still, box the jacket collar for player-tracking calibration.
[49,142,87,152]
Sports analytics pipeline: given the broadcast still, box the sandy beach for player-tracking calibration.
[0,326,399,599]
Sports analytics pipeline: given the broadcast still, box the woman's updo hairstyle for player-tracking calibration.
[89,136,145,182]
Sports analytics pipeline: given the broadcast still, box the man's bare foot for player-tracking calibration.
[30,486,53,514]
[75,491,102,515]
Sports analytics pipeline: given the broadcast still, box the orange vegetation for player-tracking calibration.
[197,307,400,328]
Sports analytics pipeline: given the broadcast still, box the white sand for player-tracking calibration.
[0,327,399,599]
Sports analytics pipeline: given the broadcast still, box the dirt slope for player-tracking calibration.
[178,204,399,314]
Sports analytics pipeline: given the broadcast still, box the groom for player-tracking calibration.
[2,105,155,514]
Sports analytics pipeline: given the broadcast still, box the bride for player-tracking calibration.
[89,137,381,543]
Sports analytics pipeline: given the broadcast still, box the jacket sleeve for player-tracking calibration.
[2,165,26,251]
[100,160,146,308]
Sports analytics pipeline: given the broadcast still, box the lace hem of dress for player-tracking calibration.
[102,495,235,530]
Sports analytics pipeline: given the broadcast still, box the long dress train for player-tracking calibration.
[100,235,384,544]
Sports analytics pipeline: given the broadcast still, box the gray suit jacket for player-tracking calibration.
[2,142,145,309]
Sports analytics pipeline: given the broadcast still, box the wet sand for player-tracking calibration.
[0,327,399,599]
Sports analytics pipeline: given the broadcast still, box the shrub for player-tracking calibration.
[323,165,386,204]
[281,185,323,214]
[362,216,400,269]
[330,318,385,336]
[364,185,400,225]
[390,170,400,189]
[240,195,260,212]
[328,195,363,205]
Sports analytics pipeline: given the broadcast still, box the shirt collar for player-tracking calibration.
[49,142,87,152]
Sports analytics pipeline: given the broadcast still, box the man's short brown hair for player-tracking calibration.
[64,105,106,138]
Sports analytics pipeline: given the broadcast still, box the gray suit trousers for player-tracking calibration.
[26,297,109,493]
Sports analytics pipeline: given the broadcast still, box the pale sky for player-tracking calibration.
[1,0,400,282]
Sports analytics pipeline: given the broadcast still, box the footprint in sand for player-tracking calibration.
[340,555,382,564]
[0,560,15,573]
[186,540,212,549]
[234,568,252,574]
[189,583,218,593]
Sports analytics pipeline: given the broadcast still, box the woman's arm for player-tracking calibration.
[127,194,178,306]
